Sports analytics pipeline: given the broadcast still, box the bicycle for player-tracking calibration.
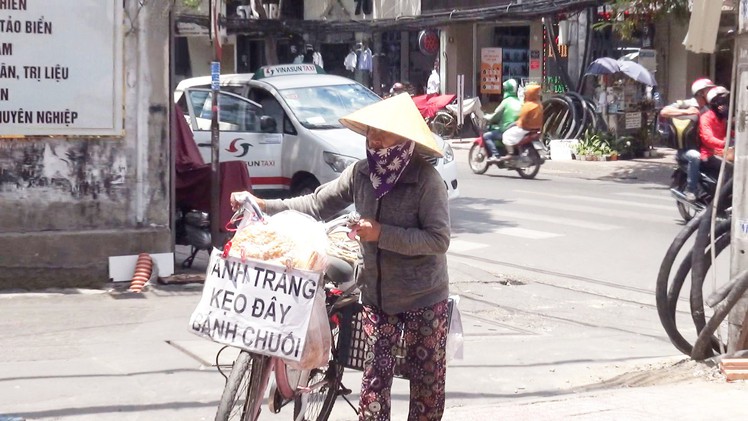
[213,209,364,421]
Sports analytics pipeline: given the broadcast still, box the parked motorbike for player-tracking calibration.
[468,130,546,179]
[413,94,485,139]
[175,209,212,268]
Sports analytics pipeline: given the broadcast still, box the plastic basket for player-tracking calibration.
[336,298,456,378]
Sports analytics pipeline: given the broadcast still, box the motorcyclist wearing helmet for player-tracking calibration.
[482,79,521,162]
[661,78,715,201]
[660,78,715,118]
[699,86,729,175]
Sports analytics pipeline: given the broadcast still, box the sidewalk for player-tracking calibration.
[443,381,748,420]
[451,138,676,185]
[442,356,748,420]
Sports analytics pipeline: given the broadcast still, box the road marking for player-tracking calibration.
[614,192,674,202]
[486,208,621,231]
[449,239,489,252]
[491,227,561,239]
[514,190,673,211]
[515,198,677,223]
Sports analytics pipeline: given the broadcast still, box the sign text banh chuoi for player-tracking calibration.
[189,250,321,362]
[0,0,124,136]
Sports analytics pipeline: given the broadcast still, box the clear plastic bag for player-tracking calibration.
[446,295,464,363]
[227,204,332,368]
[228,209,329,272]
[285,291,332,370]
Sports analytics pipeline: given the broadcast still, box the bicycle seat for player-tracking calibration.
[326,255,354,287]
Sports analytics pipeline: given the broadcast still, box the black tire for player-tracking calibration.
[215,351,256,421]
[468,144,490,174]
[516,147,541,179]
[292,177,320,197]
[431,111,457,139]
[292,361,343,421]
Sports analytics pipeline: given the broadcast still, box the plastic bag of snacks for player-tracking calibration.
[227,209,329,273]
[220,203,331,369]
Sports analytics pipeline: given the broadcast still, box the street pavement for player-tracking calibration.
[3,147,747,420]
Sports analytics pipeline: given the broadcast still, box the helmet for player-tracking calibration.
[691,78,716,96]
[390,82,405,94]
[706,86,729,104]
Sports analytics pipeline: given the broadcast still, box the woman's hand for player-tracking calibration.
[230,191,265,212]
[354,218,381,242]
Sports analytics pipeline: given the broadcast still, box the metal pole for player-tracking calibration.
[210,0,222,249]
[210,61,221,249]
[729,31,748,353]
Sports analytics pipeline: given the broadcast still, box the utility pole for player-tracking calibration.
[210,0,223,249]
[729,0,748,353]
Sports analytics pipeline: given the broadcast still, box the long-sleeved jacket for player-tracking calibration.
[699,109,726,160]
[485,80,521,132]
[517,85,543,131]
[264,156,450,315]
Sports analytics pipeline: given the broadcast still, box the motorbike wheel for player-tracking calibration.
[516,147,541,179]
[675,179,698,222]
[431,111,457,139]
[468,144,490,174]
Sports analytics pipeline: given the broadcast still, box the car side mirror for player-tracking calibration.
[260,115,277,133]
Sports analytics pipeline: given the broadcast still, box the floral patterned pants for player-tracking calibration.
[358,299,449,421]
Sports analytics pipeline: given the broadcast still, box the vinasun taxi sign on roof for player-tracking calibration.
[253,64,325,79]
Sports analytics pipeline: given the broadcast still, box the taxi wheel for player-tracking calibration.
[292,177,320,197]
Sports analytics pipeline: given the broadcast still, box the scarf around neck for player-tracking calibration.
[366,140,415,199]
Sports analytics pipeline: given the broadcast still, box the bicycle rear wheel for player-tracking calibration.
[293,321,344,421]
[293,360,343,421]
[215,352,270,421]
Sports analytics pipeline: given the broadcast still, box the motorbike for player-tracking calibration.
[413,94,485,139]
[175,208,212,268]
[468,130,546,179]
[664,115,732,222]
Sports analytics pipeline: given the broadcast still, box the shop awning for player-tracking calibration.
[176,0,602,36]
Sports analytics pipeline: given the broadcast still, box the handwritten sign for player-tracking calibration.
[0,0,124,136]
[189,249,322,361]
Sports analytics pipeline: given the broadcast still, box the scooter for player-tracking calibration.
[468,130,546,179]
[175,208,212,268]
[664,115,732,222]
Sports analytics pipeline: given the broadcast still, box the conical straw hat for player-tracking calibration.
[340,93,443,157]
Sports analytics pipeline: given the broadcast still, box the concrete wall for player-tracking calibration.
[664,20,709,103]
[0,1,171,290]
[443,24,474,95]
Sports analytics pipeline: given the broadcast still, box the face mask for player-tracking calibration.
[366,140,415,199]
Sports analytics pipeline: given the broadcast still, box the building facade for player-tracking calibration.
[0,1,172,289]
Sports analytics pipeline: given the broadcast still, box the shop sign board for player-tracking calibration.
[625,112,642,130]
[480,48,502,94]
[0,0,124,136]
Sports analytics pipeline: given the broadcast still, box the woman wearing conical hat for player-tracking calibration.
[232,93,451,420]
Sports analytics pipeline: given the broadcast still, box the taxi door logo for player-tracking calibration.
[226,138,252,157]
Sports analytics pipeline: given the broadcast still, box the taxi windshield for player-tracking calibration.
[279,84,380,130]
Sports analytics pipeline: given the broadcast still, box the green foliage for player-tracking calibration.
[594,0,689,40]
[575,130,615,157]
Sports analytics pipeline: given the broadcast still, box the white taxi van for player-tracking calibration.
[174,64,459,198]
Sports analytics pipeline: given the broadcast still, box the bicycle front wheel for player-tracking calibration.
[292,360,343,421]
[215,351,270,421]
